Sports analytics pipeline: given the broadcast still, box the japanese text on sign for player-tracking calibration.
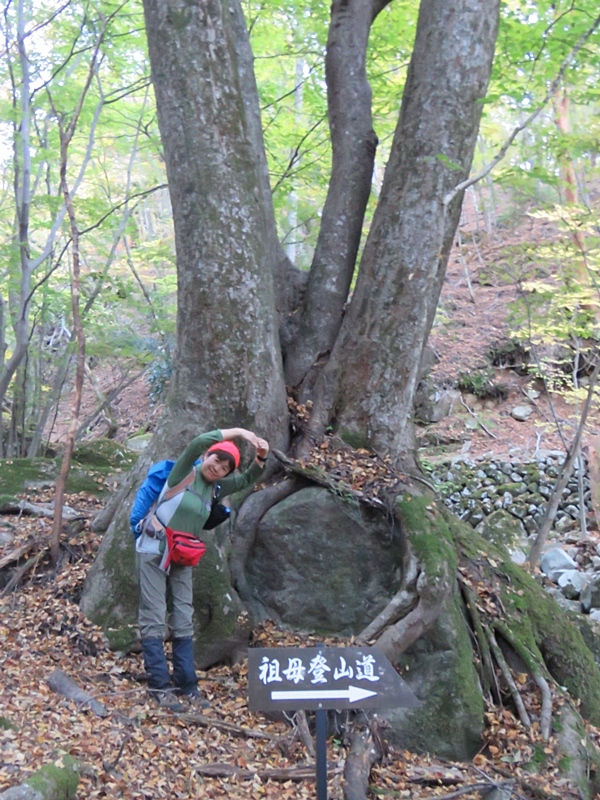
[258,652,380,686]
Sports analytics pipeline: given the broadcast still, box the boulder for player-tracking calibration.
[581,576,600,614]
[558,570,590,600]
[540,548,578,583]
[477,509,525,549]
[511,405,533,421]
[246,487,404,633]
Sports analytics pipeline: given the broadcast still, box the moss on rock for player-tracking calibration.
[25,754,81,799]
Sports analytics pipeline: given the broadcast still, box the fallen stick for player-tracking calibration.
[194,763,341,781]
[0,537,37,570]
[47,669,109,718]
[178,712,273,739]
[0,551,45,597]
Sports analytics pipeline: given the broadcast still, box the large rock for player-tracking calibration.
[246,487,404,634]
[540,548,578,583]
[385,589,484,759]
[581,576,600,613]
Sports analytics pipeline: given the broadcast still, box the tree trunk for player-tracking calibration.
[308,0,500,467]
[141,0,289,452]
[284,0,389,394]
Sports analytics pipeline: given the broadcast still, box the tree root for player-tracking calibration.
[483,625,531,731]
[373,567,452,660]
[229,477,300,605]
[355,554,419,645]
[292,710,316,759]
[342,721,383,800]
[492,621,553,740]
[458,576,501,705]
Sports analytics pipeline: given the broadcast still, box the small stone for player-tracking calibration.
[511,405,533,421]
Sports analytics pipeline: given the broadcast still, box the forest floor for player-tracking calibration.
[2,214,600,799]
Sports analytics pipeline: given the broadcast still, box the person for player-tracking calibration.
[136,427,269,710]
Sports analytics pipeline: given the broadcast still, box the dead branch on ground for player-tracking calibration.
[342,721,383,800]
[47,669,109,718]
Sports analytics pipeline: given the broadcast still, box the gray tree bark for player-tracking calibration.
[283,0,391,395]
[141,0,289,453]
[308,0,500,468]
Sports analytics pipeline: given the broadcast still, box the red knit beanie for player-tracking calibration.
[206,441,241,469]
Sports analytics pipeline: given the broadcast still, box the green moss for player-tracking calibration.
[558,755,572,772]
[0,716,16,730]
[0,457,57,505]
[396,495,457,578]
[337,428,373,451]
[26,754,80,799]
[72,440,136,470]
[105,625,138,652]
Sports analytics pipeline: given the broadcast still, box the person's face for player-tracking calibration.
[201,453,232,483]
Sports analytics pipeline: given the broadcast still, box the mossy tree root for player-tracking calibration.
[484,624,531,731]
[229,478,300,604]
[493,620,552,740]
[457,576,499,704]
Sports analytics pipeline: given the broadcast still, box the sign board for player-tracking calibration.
[247,646,421,712]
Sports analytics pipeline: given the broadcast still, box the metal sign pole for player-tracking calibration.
[315,708,327,800]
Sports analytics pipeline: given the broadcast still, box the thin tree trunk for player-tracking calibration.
[528,358,600,569]
[284,0,389,395]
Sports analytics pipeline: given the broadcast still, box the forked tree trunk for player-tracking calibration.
[307,0,501,468]
[284,0,391,395]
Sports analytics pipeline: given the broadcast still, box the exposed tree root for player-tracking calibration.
[355,554,419,645]
[292,710,316,760]
[342,721,383,800]
[493,621,553,741]
[229,477,300,606]
[484,625,531,731]
[458,576,500,705]
[374,567,452,660]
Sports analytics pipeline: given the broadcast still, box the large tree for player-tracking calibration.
[82,0,600,783]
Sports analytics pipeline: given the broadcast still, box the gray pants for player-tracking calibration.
[136,552,194,640]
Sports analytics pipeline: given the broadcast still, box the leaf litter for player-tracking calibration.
[1,489,598,799]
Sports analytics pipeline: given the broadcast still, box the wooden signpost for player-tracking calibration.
[248,646,421,800]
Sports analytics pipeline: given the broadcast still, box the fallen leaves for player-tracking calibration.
[1,489,598,800]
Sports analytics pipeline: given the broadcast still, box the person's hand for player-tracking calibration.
[256,438,269,459]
